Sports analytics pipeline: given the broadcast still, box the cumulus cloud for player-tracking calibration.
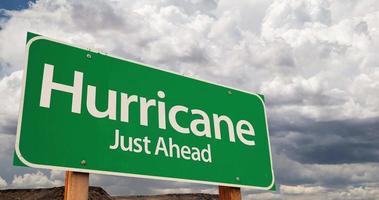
[252,184,379,200]
[11,171,63,188]
[0,70,22,134]
[326,185,379,200]
[1,0,376,124]
[90,174,217,196]
[0,176,7,188]
[151,187,216,194]
[280,185,326,194]
[259,0,379,121]
[0,0,379,198]
[246,192,282,200]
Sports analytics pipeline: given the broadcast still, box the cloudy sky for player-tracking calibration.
[1,0,379,199]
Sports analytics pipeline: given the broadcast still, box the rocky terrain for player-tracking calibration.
[0,187,218,200]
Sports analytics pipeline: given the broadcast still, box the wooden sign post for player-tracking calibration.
[63,173,242,200]
[219,186,242,200]
[64,171,89,200]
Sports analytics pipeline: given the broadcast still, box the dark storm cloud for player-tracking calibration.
[0,118,17,135]
[0,62,14,78]
[270,116,379,164]
[1,0,379,198]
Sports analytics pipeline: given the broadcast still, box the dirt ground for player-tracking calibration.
[0,187,219,200]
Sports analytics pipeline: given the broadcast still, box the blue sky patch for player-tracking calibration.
[0,0,36,11]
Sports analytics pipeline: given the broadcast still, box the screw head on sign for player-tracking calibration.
[236,177,240,181]
[80,160,87,166]
[86,53,91,59]
[228,91,232,95]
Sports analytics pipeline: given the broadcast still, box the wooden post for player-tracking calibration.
[64,171,89,200]
[219,186,242,200]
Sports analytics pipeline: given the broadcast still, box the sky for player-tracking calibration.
[0,0,379,199]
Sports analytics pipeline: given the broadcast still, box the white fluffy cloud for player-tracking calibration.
[326,185,379,200]
[280,185,327,194]
[0,70,22,133]
[151,187,218,194]
[0,176,7,188]
[1,0,377,123]
[89,173,218,196]
[0,0,379,198]
[246,192,282,200]
[11,171,63,188]
[249,184,379,200]
[259,0,379,121]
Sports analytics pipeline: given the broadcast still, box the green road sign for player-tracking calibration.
[15,32,275,189]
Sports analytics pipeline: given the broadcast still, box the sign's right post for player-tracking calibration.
[219,186,242,200]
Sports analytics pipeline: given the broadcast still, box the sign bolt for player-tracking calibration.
[236,177,240,181]
[80,160,87,166]
[86,53,91,59]
[228,91,232,95]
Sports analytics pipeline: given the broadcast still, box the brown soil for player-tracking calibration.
[0,186,112,200]
[0,187,219,200]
